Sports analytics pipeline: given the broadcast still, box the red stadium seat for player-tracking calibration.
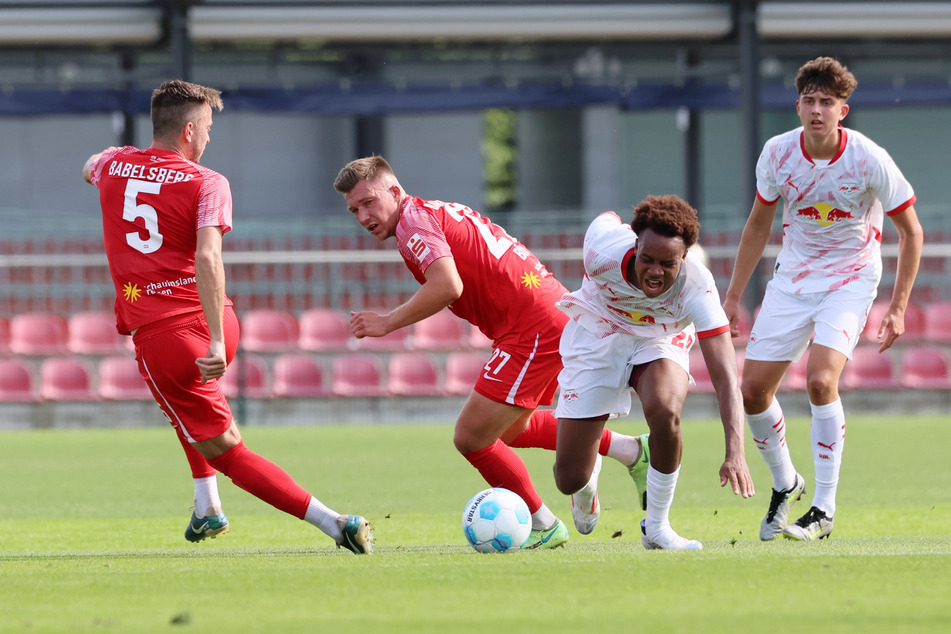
[413,311,467,351]
[689,349,745,394]
[900,301,925,342]
[67,311,126,354]
[10,312,68,355]
[221,354,269,399]
[272,354,328,398]
[923,301,951,344]
[240,309,299,352]
[298,308,352,352]
[899,346,951,390]
[331,354,384,397]
[468,325,493,350]
[0,318,10,353]
[388,352,440,396]
[98,356,152,400]
[0,359,37,402]
[688,350,715,393]
[445,352,485,396]
[841,347,896,390]
[779,354,809,392]
[39,357,95,401]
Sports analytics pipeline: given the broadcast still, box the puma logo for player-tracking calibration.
[817,441,836,451]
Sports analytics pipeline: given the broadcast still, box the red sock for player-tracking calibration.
[463,440,542,513]
[508,409,615,457]
[208,441,311,519]
[174,424,216,479]
[599,428,613,457]
[508,409,559,450]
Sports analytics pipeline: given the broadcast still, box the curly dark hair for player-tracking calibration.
[795,57,857,101]
[630,195,700,249]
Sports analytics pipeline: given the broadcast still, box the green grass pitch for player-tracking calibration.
[1,414,949,632]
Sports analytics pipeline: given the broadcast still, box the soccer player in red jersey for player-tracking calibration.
[335,156,650,547]
[83,79,373,553]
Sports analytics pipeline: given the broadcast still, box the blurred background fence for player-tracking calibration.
[3,212,951,429]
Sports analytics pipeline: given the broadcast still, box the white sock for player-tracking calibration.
[531,503,558,531]
[644,465,680,535]
[573,455,601,504]
[747,399,798,492]
[606,432,641,466]
[810,399,846,517]
[304,496,343,541]
[193,476,222,517]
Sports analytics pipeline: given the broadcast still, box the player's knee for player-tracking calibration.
[806,373,839,402]
[741,380,772,412]
[642,403,681,435]
[552,461,587,495]
[453,426,487,455]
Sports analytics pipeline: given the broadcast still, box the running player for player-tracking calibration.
[723,57,923,541]
[84,79,374,553]
[334,156,650,546]
[552,196,755,550]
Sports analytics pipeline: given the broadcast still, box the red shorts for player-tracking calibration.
[133,307,239,443]
[473,317,566,409]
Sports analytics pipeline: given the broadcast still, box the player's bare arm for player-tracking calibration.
[194,225,227,383]
[723,198,777,336]
[698,332,755,498]
[349,256,463,338]
[876,205,924,352]
[82,147,119,184]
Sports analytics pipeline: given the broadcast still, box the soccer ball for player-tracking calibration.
[461,487,532,553]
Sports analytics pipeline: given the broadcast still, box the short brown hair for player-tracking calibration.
[151,79,223,138]
[333,156,396,194]
[630,195,700,249]
[795,57,858,101]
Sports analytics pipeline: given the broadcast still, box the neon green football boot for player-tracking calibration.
[628,433,650,511]
[523,518,569,549]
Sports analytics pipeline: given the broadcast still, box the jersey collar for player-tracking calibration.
[799,127,848,165]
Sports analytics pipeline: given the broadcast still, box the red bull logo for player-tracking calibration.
[796,202,853,227]
[606,305,662,325]
[629,311,655,325]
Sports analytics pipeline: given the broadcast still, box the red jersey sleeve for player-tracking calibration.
[395,196,567,342]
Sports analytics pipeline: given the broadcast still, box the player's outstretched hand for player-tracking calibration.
[195,340,227,384]
[349,310,389,339]
[719,457,756,499]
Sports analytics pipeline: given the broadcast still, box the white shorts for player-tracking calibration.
[554,319,695,420]
[745,281,876,362]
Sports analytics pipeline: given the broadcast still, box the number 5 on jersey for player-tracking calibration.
[124,179,164,254]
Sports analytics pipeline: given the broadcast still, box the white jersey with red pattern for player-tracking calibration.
[395,195,567,342]
[756,126,916,295]
[89,146,233,334]
[557,212,729,340]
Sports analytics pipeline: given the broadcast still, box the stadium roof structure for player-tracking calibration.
[4,1,951,44]
[3,1,951,118]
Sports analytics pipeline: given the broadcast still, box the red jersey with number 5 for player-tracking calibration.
[88,146,233,334]
[395,196,567,342]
